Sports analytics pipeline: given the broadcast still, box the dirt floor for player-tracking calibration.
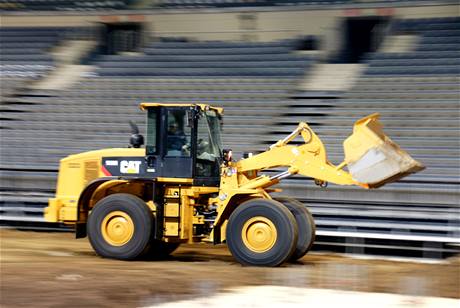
[0,229,459,307]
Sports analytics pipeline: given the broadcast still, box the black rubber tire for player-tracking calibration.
[276,197,316,261]
[87,193,153,260]
[226,198,298,267]
[146,241,180,259]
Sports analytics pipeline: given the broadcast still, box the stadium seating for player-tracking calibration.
[0,27,92,102]
[0,0,367,11]
[94,39,312,77]
[3,0,454,11]
[1,17,458,256]
[0,27,61,78]
[364,18,460,75]
[0,0,132,11]
[0,36,314,191]
[0,27,74,104]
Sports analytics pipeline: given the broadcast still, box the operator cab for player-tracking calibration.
[142,103,223,186]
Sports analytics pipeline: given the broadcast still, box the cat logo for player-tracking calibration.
[120,160,141,174]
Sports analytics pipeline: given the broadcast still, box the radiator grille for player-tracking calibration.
[84,160,99,185]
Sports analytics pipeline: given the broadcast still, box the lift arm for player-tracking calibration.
[234,113,424,189]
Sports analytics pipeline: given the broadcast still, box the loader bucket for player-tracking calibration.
[343,113,424,188]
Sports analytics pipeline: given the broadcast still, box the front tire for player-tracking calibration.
[226,198,298,267]
[87,193,153,260]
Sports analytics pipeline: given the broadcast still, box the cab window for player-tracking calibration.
[166,109,191,157]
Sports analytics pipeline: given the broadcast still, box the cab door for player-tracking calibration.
[161,108,193,178]
[145,107,161,176]
[146,107,194,179]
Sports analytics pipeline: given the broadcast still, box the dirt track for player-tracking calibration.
[1,229,459,307]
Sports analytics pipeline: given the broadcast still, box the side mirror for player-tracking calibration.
[129,121,144,148]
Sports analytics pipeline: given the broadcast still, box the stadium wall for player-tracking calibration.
[1,4,458,58]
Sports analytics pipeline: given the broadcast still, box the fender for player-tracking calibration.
[75,176,157,238]
[75,177,121,238]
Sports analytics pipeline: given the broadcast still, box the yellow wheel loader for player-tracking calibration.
[45,103,424,266]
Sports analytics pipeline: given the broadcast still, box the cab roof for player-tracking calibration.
[140,103,223,115]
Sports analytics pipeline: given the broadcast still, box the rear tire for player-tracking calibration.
[226,198,298,267]
[87,193,153,260]
[276,197,316,261]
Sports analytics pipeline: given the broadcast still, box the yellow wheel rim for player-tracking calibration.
[101,211,134,246]
[241,216,277,253]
